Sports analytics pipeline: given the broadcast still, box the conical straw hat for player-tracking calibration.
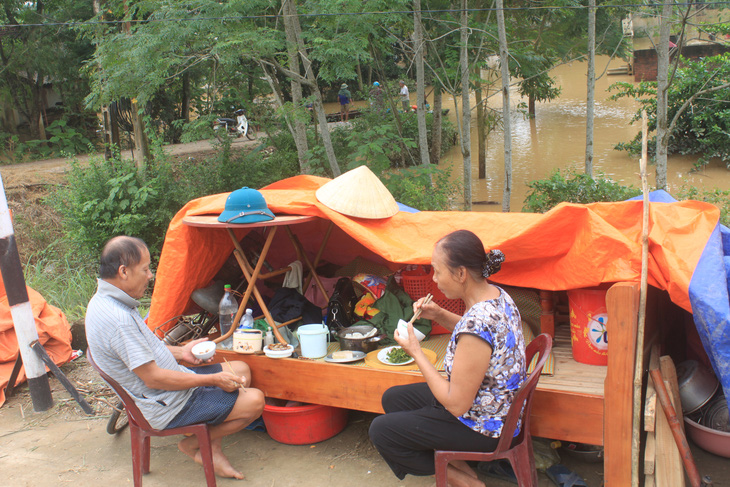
[315,165,399,219]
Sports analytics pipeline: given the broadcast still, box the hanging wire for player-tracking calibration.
[2,2,729,30]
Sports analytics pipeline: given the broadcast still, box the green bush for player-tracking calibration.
[523,169,641,213]
[52,136,299,260]
[0,132,21,163]
[6,118,96,162]
[175,114,217,143]
[175,137,299,198]
[381,163,461,211]
[52,156,181,259]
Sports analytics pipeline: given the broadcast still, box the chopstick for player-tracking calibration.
[223,358,246,393]
[409,293,433,325]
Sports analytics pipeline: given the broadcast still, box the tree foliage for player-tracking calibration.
[0,0,96,142]
[610,53,730,168]
[522,169,641,213]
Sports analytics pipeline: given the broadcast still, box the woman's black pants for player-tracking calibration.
[368,382,500,479]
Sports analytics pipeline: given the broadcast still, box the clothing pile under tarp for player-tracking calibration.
[148,175,730,402]
[0,281,73,407]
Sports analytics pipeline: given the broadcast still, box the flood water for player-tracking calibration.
[440,55,730,211]
[327,55,730,211]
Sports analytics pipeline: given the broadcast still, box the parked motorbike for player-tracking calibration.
[213,108,257,141]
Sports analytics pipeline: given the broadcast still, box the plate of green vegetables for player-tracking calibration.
[378,346,414,366]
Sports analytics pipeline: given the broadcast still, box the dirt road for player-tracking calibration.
[0,137,259,187]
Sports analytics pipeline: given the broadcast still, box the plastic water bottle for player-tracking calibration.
[240,309,254,329]
[264,326,274,347]
[218,285,238,349]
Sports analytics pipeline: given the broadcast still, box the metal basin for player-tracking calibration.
[676,360,720,414]
[337,325,382,353]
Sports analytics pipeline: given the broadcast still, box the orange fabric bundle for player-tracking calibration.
[0,279,72,407]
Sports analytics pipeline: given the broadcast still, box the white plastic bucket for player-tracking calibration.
[297,324,329,358]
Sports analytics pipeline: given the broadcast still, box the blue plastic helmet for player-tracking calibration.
[373,81,380,87]
[218,187,274,224]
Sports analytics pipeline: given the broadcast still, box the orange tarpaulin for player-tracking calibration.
[148,175,719,330]
[0,282,73,407]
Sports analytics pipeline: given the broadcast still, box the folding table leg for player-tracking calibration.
[302,221,334,293]
[285,227,330,302]
[216,227,280,345]
[231,249,289,344]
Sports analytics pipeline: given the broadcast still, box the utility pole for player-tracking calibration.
[0,173,52,412]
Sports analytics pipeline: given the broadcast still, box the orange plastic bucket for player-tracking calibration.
[567,288,609,365]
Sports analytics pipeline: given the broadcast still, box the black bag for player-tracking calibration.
[326,277,358,333]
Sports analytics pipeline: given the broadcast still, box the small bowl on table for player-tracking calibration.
[263,343,294,359]
[191,341,216,361]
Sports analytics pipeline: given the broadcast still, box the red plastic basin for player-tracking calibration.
[685,416,730,458]
[262,402,348,445]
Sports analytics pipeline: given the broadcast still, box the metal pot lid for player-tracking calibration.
[702,395,730,433]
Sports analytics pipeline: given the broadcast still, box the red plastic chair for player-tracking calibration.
[87,349,217,487]
[434,333,553,487]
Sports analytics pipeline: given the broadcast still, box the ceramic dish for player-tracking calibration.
[191,341,216,361]
[396,319,426,342]
[263,344,294,359]
[378,346,414,366]
[324,350,366,363]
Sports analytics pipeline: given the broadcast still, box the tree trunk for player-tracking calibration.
[259,61,295,152]
[585,0,596,177]
[430,86,443,165]
[496,0,512,212]
[283,0,310,173]
[459,0,472,209]
[181,71,191,122]
[131,99,151,165]
[286,0,340,176]
[476,70,486,179]
[414,0,430,166]
[655,0,672,190]
[124,1,151,166]
[356,62,364,93]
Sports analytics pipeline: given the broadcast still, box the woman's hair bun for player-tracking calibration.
[482,249,505,278]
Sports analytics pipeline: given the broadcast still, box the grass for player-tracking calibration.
[22,256,98,323]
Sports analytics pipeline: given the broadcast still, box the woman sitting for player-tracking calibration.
[369,229,526,487]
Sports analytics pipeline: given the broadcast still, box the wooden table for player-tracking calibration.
[182,214,333,344]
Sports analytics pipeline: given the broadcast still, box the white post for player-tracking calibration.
[0,172,53,411]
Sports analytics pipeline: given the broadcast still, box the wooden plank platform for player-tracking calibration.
[538,324,606,396]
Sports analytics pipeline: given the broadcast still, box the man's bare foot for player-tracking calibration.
[178,436,199,460]
[451,460,478,479]
[210,450,244,479]
[178,437,243,479]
